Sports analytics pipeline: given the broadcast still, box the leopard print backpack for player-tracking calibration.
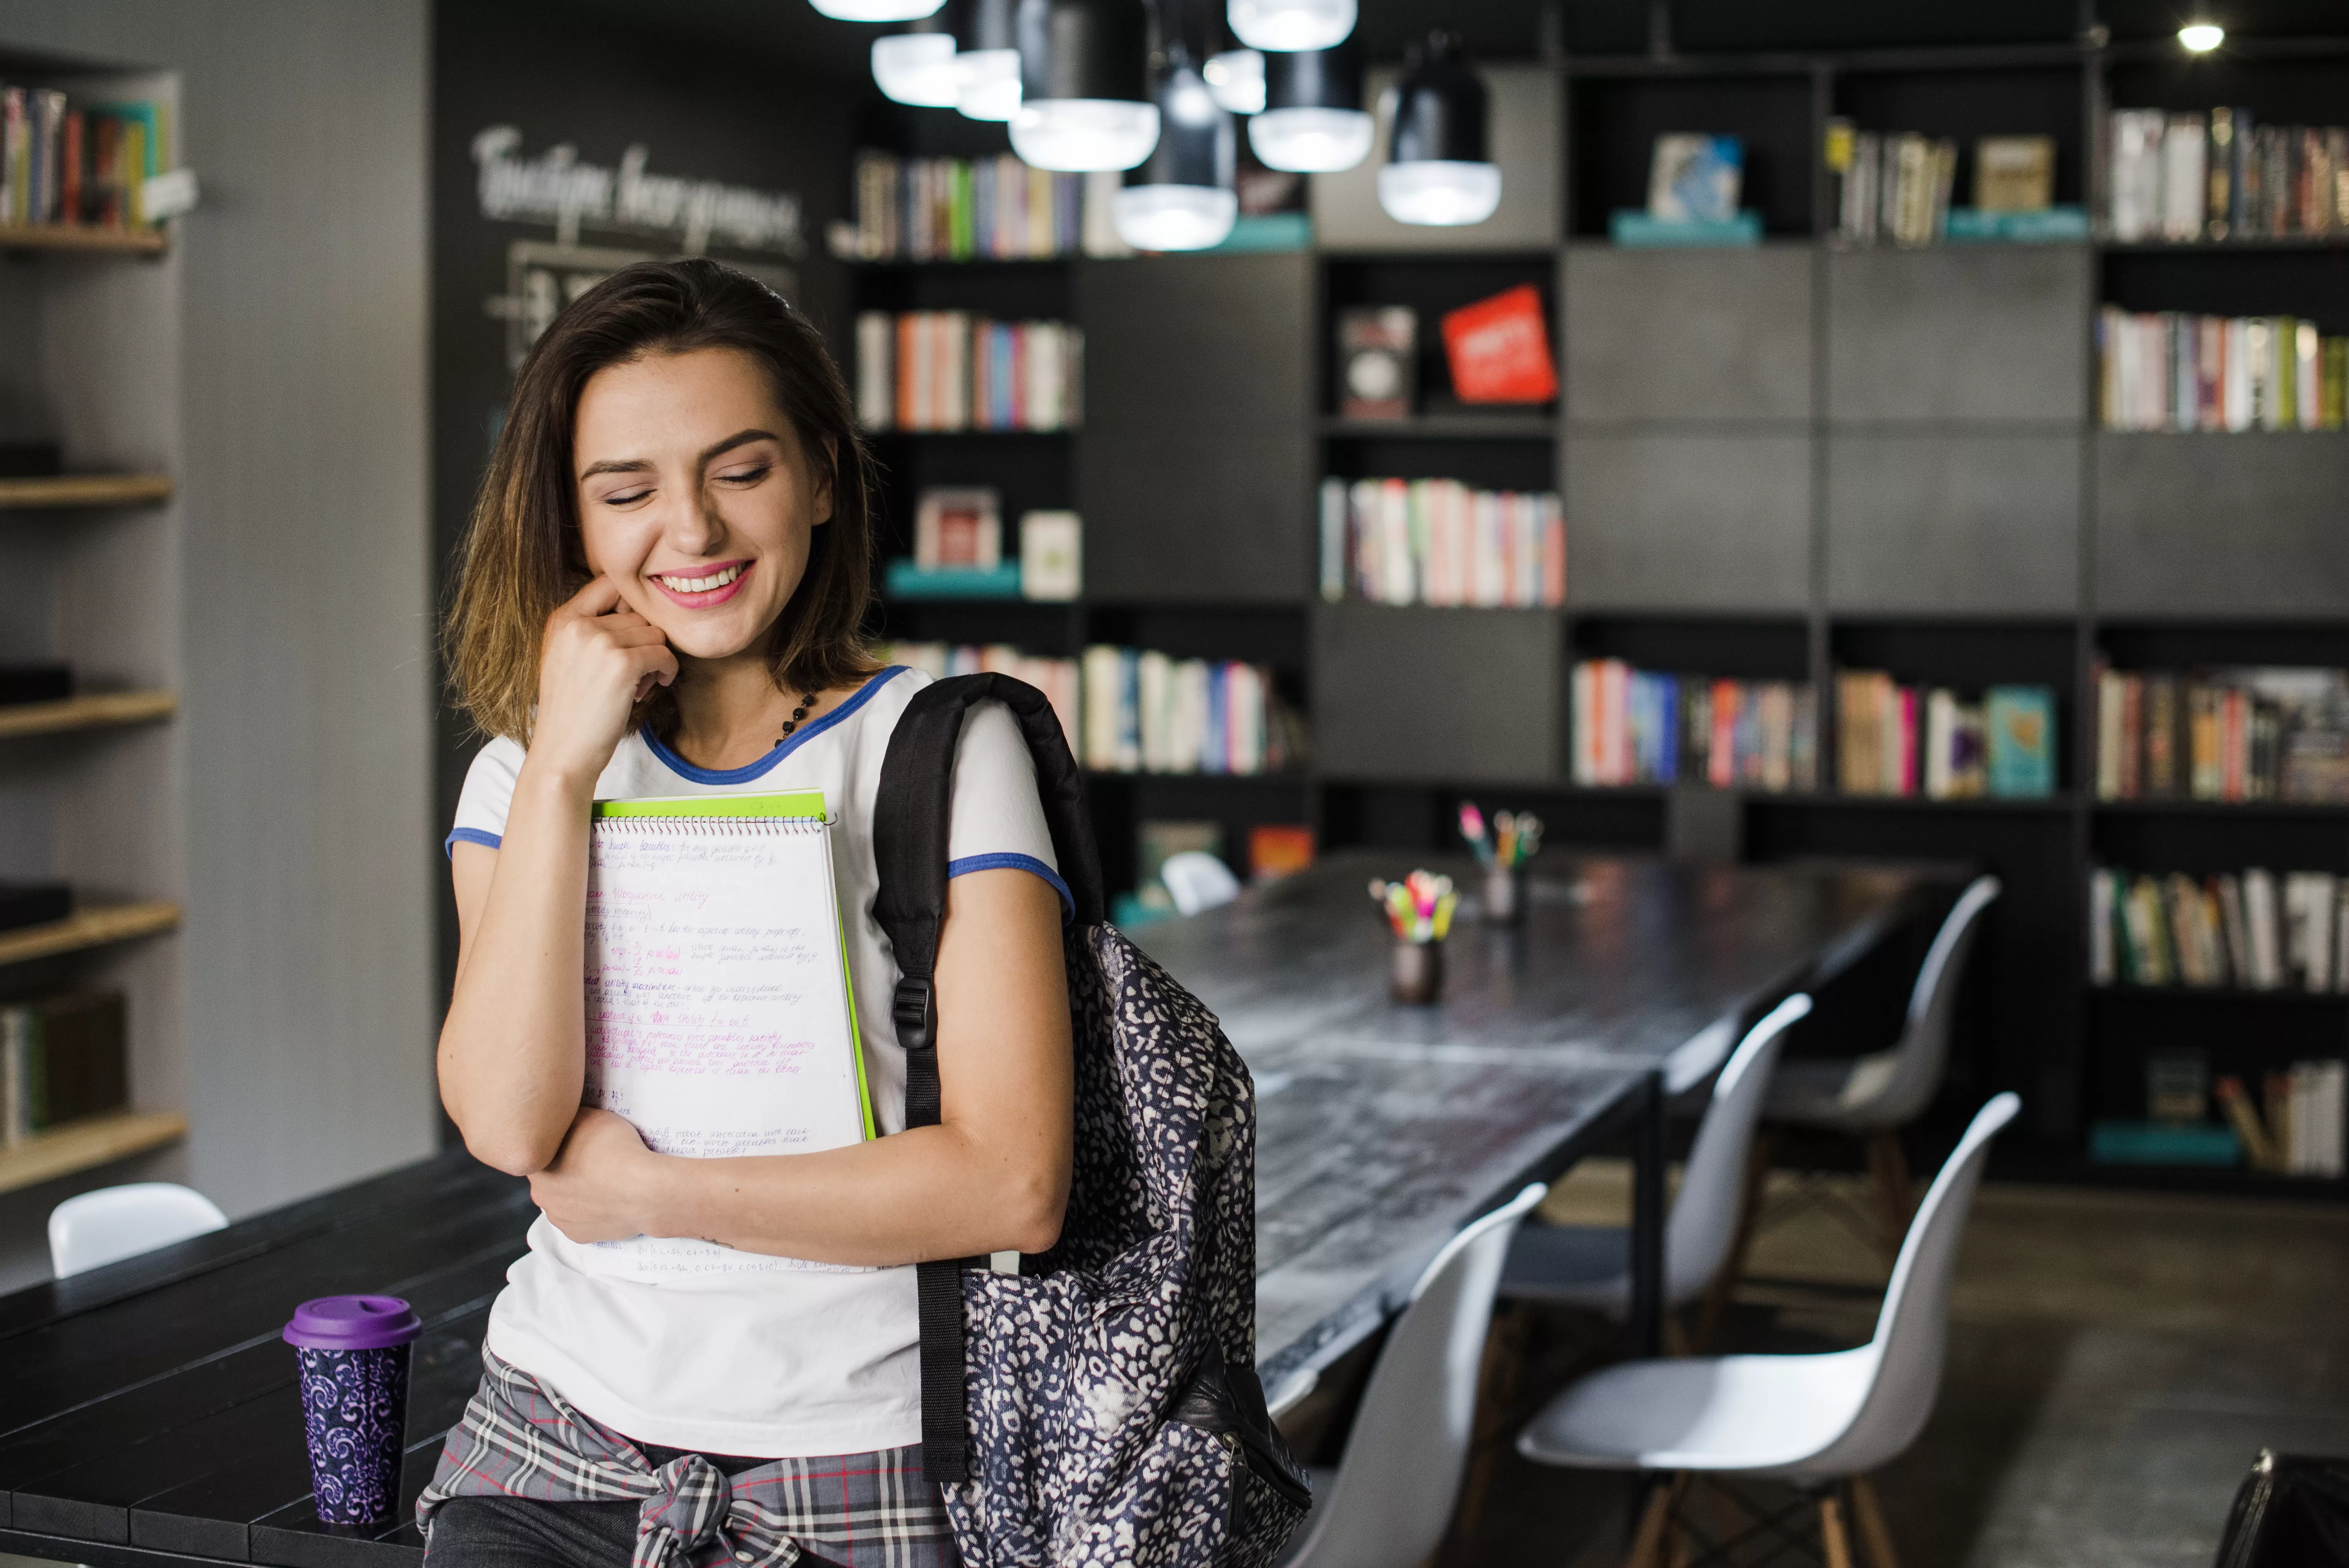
[873,673,1312,1568]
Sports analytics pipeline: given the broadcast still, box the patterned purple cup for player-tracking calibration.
[284,1295,422,1527]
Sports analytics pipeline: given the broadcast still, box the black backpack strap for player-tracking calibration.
[872,673,1104,1485]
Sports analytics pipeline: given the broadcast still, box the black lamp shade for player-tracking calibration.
[1016,0,1149,104]
[1128,52,1234,189]
[1389,32,1487,164]
[1264,37,1361,114]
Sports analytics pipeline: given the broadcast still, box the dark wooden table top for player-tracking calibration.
[0,851,1927,1568]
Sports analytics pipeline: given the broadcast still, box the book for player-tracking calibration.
[1440,285,1557,405]
[1018,510,1082,601]
[1572,659,1815,793]
[846,150,1085,261]
[2109,108,2349,241]
[0,991,128,1145]
[2094,665,2349,802]
[1985,686,2056,798]
[1336,306,1415,419]
[1647,134,1742,223]
[1336,478,1564,608]
[858,312,1085,432]
[580,793,872,1280]
[1975,135,2054,211]
[914,486,1001,571]
[2215,1076,2279,1170]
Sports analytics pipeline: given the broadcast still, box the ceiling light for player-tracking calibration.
[2178,22,2224,50]
[1203,49,1266,115]
[1249,38,1371,172]
[953,0,1021,120]
[1114,51,1237,251]
[1377,31,1500,226]
[874,32,962,106]
[1010,0,1159,171]
[812,0,947,21]
[1227,0,1354,52]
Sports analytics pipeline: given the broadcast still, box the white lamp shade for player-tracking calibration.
[1249,105,1373,171]
[1111,184,1237,250]
[953,47,1022,120]
[872,33,961,107]
[1010,99,1161,172]
[1227,0,1355,52]
[1203,50,1266,115]
[812,0,947,20]
[1377,159,1502,225]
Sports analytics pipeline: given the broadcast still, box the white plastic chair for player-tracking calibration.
[1160,850,1242,916]
[1278,1181,1548,1568]
[1748,875,2000,1264]
[50,1182,229,1278]
[1499,994,1811,1329]
[1515,1093,2021,1568]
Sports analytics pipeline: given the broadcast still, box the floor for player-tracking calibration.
[1454,1162,2349,1568]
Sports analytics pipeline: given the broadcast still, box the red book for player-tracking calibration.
[60,110,82,226]
[1440,284,1558,405]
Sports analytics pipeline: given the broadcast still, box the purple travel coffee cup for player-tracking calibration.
[283,1295,423,1527]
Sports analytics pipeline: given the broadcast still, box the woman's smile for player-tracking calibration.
[649,558,754,608]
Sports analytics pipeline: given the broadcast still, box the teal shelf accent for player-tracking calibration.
[885,561,1024,599]
[1608,210,1763,247]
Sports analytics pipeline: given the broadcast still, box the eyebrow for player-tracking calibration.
[577,429,782,482]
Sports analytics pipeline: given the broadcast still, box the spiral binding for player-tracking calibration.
[593,816,829,838]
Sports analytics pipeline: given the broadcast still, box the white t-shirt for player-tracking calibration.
[446,665,1066,1457]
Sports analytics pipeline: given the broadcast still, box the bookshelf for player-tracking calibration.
[0,55,189,1213]
[841,20,2349,1186]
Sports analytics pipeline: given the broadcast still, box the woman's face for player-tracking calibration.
[572,345,832,665]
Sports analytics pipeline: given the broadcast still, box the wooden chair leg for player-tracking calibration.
[1624,1474,1684,1568]
[1453,1300,1532,1542]
[1695,1129,1772,1350]
[1863,1133,1913,1262]
[1818,1486,1857,1568]
[1850,1475,1901,1568]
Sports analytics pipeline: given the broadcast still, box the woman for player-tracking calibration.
[422,259,1073,1568]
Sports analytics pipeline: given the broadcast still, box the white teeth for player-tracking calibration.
[658,563,744,593]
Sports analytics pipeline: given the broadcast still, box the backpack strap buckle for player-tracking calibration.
[892,977,935,1056]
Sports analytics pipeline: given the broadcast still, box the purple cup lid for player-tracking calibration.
[283,1295,422,1351]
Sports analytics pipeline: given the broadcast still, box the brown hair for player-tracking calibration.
[445,258,879,742]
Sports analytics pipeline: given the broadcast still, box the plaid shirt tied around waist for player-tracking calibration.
[417,1350,956,1568]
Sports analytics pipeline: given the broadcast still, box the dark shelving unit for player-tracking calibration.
[839,22,2349,1188]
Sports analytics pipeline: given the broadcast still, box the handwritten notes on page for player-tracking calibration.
[578,794,870,1281]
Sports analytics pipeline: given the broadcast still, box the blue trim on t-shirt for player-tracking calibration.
[950,852,1074,922]
[642,666,910,785]
[445,826,504,859]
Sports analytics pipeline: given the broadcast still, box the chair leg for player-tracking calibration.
[1624,1474,1683,1568]
[1850,1475,1901,1568]
[1864,1134,1914,1262]
[1696,1129,1773,1350]
[1818,1487,1856,1568]
[1453,1300,1532,1543]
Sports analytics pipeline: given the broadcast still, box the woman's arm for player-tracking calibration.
[529,863,1075,1263]
[437,577,677,1176]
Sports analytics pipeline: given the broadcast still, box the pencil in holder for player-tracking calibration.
[1484,863,1527,923]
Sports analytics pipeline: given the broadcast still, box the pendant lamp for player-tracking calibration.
[872,0,959,106]
[1202,48,1265,115]
[1249,37,1371,172]
[1226,0,1353,52]
[1010,0,1160,171]
[813,0,946,22]
[953,0,1022,121]
[1113,50,1237,251]
[1376,32,1500,226]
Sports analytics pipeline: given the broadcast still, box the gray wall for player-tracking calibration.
[0,0,436,1289]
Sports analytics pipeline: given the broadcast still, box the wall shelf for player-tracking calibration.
[0,474,174,510]
[0,223,166,256]
[2091,985,2349,1005]
[1320,414,1559,440]
[0,691,177,741]
[0,1110,189,1197]
[0,902,181,968]
[2093,798,2349,816]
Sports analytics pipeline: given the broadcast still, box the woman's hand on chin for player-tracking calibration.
[530,1107,668,1243]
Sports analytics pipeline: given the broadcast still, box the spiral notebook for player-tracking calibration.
[581,790,874,1280]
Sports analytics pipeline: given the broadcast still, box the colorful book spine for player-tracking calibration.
[854,312,1084,432]
[850,151,1088,261]
[2099,307,2349,431]
[1570,659,1815,791]
[1331,478,1566,609]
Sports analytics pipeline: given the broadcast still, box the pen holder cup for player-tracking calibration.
[283,1296,422,1528]
[1390,938,1444,1005]
[1484,865,1528,924]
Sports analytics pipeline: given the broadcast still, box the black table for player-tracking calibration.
[0,852,1926,1568]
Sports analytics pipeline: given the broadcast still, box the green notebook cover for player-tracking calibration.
[589,789,872,1139]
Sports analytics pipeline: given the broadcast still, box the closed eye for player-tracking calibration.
[715,463,772,486]
[598,486,655,507]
